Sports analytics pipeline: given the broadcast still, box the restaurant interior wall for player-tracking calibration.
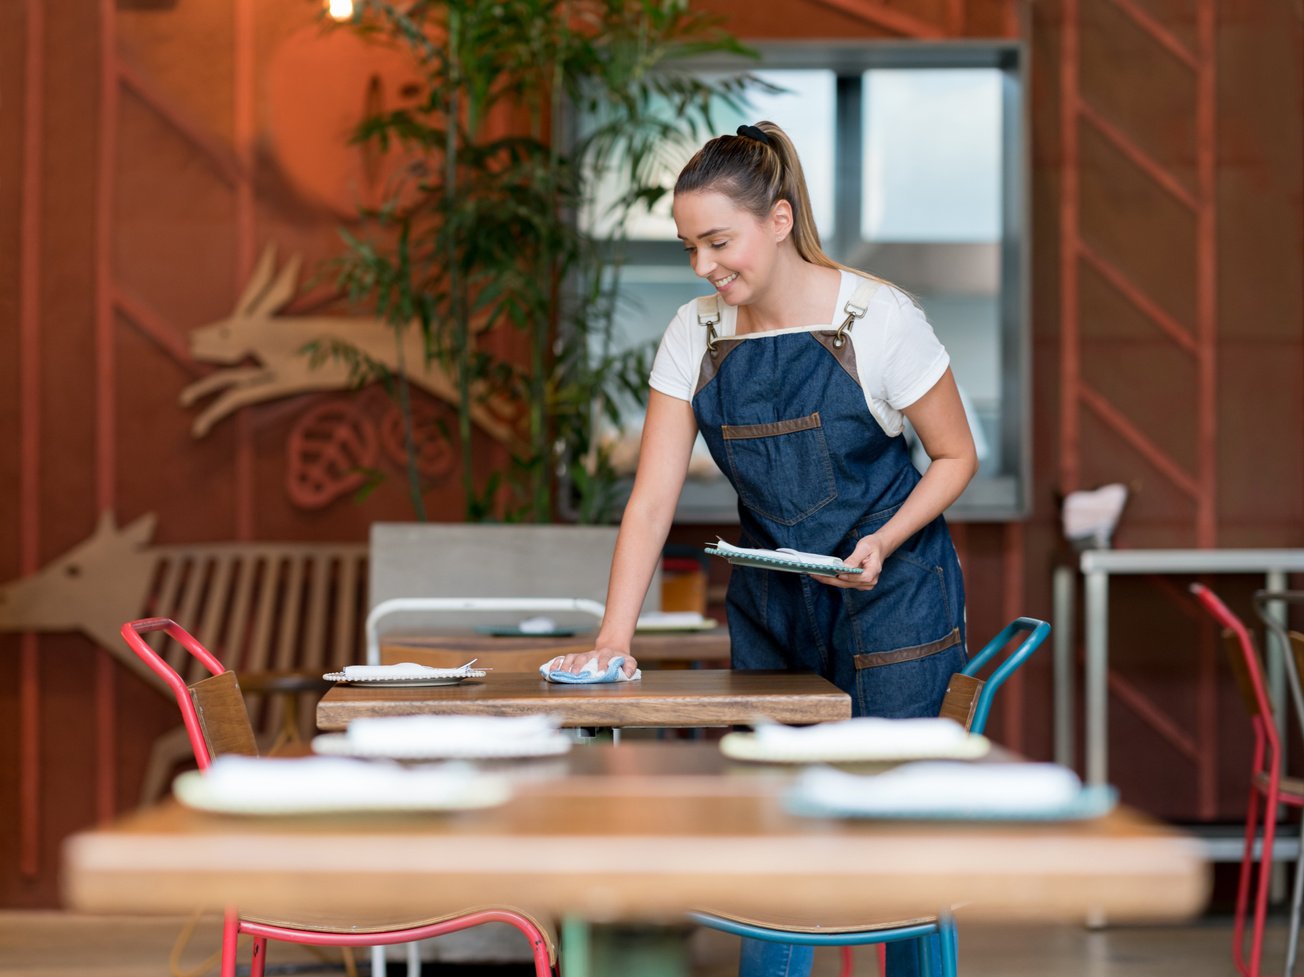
[0,0,1299,908]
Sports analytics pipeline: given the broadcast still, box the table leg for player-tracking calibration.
[1053,564,1076,770]
[1085,569,1109,788]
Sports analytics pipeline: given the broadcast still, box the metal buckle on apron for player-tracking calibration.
[832,278,878,348]
[696,295,721,355]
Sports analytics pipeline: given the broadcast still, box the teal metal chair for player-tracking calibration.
[689,616,1053,977]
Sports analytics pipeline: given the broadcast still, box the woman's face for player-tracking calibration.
[673,190,784,306]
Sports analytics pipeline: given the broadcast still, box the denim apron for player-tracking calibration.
[691,280,966,720]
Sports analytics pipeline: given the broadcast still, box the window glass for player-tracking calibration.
[861,68,1002,243]
[583,70,836,241]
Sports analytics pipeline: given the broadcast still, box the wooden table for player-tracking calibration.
[63,741,1209,977]
[316,669,851,731]
[381,627,732,666]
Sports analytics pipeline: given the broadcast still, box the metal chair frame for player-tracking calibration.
[689,616,1053,977]
[120,617,556,977]
[1192,584,1304,977]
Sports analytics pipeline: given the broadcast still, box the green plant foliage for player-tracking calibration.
[327,0,760,522]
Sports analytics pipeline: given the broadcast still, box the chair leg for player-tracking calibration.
[406,939,421,977]
[938,918,958,977]
[838,944,854,977]
[1233,790,1260,977]
[875,944,886,977]
[220,910,240,977]
[1286,815,1304,977]
[1252,796,1280,977]
[371,945,386,977]
[249,936,267,977]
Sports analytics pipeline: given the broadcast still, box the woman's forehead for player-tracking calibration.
[672,190,756,238]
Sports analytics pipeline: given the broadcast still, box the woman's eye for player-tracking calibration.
[710,241,727,249]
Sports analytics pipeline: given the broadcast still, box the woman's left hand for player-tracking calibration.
[813,534,886,590]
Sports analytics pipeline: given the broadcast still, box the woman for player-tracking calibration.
[556,120,977,976]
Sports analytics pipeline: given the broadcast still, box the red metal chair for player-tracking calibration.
[1190,584,1304,977]
[121,617,556,977]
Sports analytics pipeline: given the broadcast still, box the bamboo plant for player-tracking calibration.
[328,0,759,522]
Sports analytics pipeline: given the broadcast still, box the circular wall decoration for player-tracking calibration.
[265,25,432,218]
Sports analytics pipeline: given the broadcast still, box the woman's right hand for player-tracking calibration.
[551,645,640,678]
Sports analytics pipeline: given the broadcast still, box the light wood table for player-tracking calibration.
[381,627,732,666]
[63,742,1209,976]
[317,669,851,731]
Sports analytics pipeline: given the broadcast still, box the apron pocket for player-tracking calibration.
[851,628,964,718]
[722,411,837,526]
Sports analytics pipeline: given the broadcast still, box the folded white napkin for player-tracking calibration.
[345,714,564,752]
[517,616,557,634]
[790,761,1085,817]
[636,611,711,629]
[539,655,642,683]
[753,717,968,751]
[340,661,474,680]
[186,754,509,811]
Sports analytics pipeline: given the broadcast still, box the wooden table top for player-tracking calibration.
[382,627,731,664]
[63,742,1209,927]
[317,669,852,731]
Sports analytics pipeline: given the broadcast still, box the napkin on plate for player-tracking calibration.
[344,713,566,753]
[539,655,642,684]
[789,760,1088,818]
[752,717,969,752]
[179,754,510,812]
[517,616,558,634]
[339,661,475,680]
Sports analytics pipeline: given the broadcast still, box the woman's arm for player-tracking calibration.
[553,390,699,675]
[817,367,977,591]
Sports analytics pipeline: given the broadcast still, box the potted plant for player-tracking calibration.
[323,0,761,522]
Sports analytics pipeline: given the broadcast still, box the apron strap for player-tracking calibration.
[832,276,880,348]
[696,294,721,354]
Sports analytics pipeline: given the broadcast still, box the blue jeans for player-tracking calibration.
[738,934,941,977]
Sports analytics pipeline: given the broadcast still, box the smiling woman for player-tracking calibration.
[577,45,1028,523]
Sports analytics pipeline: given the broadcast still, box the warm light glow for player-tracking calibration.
[327,0,354,21]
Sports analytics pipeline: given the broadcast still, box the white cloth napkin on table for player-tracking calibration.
[789,761,1086,817]
[344,714,566,753]
[340,661,475,680]
[183,754,509,811]
[752,717,969,752]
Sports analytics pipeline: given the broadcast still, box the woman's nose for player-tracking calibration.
[692,251,714,278]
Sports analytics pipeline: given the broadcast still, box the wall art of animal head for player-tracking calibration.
[179,246,518,445]
[0,510,368,694]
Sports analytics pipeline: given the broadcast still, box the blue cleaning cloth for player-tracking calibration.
[539,655,642,684]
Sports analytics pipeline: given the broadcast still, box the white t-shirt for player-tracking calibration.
[648,270,950,437]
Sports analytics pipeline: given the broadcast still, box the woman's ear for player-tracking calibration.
[770,199,794,243]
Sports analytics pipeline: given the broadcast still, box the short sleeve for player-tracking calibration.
[879,294,950,410]
[648,302,705,402]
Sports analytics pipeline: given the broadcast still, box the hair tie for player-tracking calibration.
[736,124,771,147]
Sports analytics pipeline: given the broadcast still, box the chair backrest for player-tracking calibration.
[380,642,593,673]
[1191,583,1280,756]
[121,618,259,768]
[938,617,1051,735]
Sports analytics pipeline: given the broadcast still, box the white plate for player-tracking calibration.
[323,670,487,687]
[786,784,1119,822]
[311,732,574,761]
[172,768,511,816]
[719,730,991,764]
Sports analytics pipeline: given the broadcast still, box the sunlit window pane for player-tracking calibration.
[862,68,1001,242]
